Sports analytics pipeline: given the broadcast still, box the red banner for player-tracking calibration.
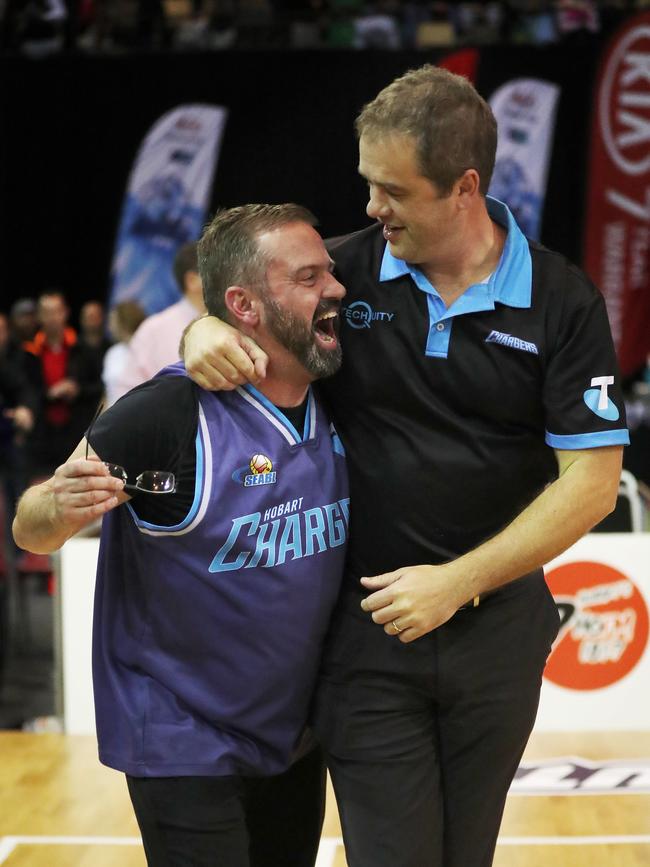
[583,12,650,379]
[438,48,479,84]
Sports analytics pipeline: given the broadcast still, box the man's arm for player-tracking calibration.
[12,439,127,554]
[360,445,622,642]
[180,315,268,391]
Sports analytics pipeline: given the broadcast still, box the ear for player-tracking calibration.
[224,286,260,326]
[456,169,480,206]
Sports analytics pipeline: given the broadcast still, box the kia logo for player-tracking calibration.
[599,24,650,176]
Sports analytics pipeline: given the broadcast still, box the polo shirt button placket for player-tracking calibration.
[436,322,445,332]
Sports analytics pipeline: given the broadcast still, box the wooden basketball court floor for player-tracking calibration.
[1,731,649,866]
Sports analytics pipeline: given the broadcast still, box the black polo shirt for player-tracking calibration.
[320,198,629,584]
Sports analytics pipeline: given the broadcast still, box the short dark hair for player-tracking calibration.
[173,242,199,292]
[113,300,146,338]
[198,203,318,320]
[355,64,497,195]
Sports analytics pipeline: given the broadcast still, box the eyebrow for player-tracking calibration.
[294,261,335,276]
[357,168,405,195]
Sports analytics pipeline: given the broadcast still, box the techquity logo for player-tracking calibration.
[343,301,395,330]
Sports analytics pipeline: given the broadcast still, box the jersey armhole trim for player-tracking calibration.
[127,405,213,535]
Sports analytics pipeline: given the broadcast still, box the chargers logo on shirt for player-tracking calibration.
[231,454,277,487]
[209,497,350,572]
[584,376,620,421]
[485,330,538,354]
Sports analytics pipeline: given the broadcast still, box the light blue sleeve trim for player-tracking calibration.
[545,429,630,449]
[127,425,205,532]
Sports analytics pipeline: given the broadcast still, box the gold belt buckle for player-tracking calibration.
[472,595,480,608]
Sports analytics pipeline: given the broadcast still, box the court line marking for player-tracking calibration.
[1,833,649,864]
[498,836,650,845]
[0,840,16,863]
[315,837,342,867]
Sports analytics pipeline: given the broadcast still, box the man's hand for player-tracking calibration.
[360,564,469,643]
[13,439,128,555]
[48,378,79,401]
[4,406,34,432]
[51,456,125,534]
[182,316,268,391]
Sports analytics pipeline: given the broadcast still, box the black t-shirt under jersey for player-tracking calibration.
[88,375,308,526]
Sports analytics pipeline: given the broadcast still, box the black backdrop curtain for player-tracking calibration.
[0,44,599,314]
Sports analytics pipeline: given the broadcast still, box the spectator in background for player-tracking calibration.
[524,1,558,45]
[9,298,39,346]
[24,291,81,477]
[79,300,106,346]
[555,0,599,41]
[113,242,205,399]
[102,301,146,407]
[75,300,112,429]
[0,312,38,573]
[15,0,67,57]
[0,313,39,433]
[354,1,401,48]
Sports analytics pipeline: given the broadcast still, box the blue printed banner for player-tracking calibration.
[488,79,560,241]
[109,104,228,315]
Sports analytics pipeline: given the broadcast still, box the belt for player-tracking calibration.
[457,588,498,611]
[456,570,544,612]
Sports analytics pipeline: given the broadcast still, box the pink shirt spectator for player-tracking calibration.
[113,297,199,400]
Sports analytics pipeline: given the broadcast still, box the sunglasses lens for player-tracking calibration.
[136,471,176,494]
[104,463,128,482]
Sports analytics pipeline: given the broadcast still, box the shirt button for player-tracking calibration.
[436,323,445,331]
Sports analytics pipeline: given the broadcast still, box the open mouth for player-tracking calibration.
[313,308,339,347]
[382,224,404,241]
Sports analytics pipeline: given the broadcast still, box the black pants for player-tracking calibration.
[127,745,326,867]
[312,571,560,867]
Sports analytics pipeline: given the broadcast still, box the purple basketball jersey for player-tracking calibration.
[93,380,349,777]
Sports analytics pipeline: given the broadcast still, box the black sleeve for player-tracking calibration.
[87,374,199,526]
[542,267,629,450]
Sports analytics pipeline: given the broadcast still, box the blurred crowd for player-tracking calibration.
[0,243,203,578]
[1,0,647,56]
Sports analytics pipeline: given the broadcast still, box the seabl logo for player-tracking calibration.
[231,454,277,487]
[583,375,620,420]
[343,300,395,330]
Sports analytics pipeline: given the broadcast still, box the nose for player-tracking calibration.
[325,274,346,301]
[366,185,390,221]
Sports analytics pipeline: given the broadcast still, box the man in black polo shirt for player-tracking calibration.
[181,66,628,867]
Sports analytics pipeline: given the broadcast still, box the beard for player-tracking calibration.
[261,295,342,380]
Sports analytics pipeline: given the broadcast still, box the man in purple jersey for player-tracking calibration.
[13,204,349,867]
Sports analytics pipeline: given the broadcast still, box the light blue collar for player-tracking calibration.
[378,196,532,310]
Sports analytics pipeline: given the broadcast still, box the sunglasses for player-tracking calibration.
[85,402,176,495]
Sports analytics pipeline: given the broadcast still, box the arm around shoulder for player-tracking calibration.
[181,314,268,391]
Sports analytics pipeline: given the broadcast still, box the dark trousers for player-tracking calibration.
[312,572,560,867]
[126,745,326,867]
